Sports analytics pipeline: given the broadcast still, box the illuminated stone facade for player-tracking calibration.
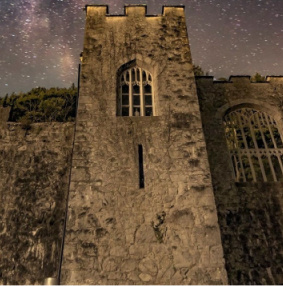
[1,5,283,285]
[60,5,227,284]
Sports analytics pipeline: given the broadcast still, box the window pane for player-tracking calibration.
[145,107,153,116]
[144,84,152,94]
[232,154,245,182]
[254,127,265,148]
[142,71,146,81]
[273,126,283,148]
[133,95,140,105]
[132,69,135,81]
[262,155,273,181]
[122,95,129,105]
[133,85,140,94]
[122,107,129,116]
[243,126,255,148]
[236,129,245,149]
[133,107,140,116]
[126,71,129,81]
[263,128,274,148]
[145,95,152,105]
[122,85,129,94]
[242,155,253,182]
[271,155,283,181]
[251,156,264,182]
[137,69,140,81]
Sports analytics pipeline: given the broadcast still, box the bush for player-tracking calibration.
[1,85,78,123]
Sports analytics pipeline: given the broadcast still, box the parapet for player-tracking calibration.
[266,76,283,83]
[229,75,251,83]
[196,75,283,86]
[84,4,185,17]
[195,76,214,86]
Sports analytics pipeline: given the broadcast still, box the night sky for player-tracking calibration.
[1,0,283,96]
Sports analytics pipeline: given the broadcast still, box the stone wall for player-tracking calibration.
[0,106,11,125]
[0,121,74,284]
[61,5,228,285]
[196,76,283,284]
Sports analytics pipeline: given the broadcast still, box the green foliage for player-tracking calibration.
[193,64,209,76]
[1,85,78,123]
[251,72,265,82]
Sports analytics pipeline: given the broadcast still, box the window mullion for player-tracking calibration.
[120,80,123,116]
[255,112,277,181]
[140,69,144,116]
[248,115,259,149]
[264,113,277,148]
[238,153,247,182]
[276,154,283,178]
[236,112,256,182]
[247,113,268,182]
[129,71,133,116]
[255,112,268,149]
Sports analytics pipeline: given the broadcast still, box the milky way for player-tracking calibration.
[1,0,283,96]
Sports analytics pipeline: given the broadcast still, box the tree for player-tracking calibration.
[251,72,265,82]
[193,64,205,76]
[2,86,78,123]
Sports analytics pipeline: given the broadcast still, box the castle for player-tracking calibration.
[1,5,283,285]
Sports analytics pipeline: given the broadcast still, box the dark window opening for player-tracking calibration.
[138,145,144,188]
[224,107,283,182]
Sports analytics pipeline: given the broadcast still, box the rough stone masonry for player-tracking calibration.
[3,4,283,285]
[60,5,228,285]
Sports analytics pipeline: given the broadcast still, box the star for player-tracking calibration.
[1,0,283,96]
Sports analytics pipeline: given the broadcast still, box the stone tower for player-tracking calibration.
[61,5,228,284]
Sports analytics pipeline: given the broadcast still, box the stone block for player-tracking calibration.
[109,246,128,257]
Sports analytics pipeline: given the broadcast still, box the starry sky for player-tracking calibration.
[1,0,283,96]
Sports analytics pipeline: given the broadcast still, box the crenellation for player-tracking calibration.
[125,5,147,16]
[85,5,108,16]
[84,5,186,19]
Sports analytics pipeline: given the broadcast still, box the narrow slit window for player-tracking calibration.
[138,145,144,188]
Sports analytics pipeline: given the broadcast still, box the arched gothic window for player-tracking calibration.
[119,67,153,117]
[223,107,283,182]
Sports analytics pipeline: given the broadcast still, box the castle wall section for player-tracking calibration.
[196,76,283,284]
[0,121,74,284]
[61,6,228,285]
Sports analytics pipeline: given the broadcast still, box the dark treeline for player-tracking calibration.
[0,84,78,123]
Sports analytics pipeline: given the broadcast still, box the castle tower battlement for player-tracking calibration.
[84,4,185,17]
[61,5,228,285]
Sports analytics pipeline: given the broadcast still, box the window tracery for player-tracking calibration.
[223,107,283,182]
[119,67,153,117]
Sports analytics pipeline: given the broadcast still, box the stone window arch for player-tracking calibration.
[118,66,153,117]
[223,107,283,182]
